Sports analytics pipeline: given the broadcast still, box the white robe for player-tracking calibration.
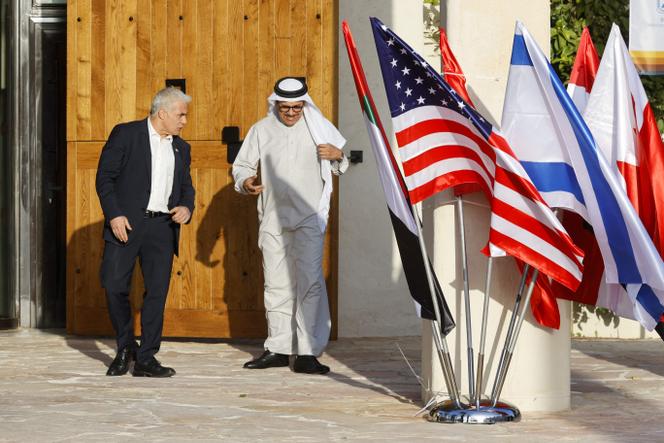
[232,113,347,356]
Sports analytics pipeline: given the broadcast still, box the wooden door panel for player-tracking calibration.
[67,141,266,337]
[68,0,337,143]
[67,0,337,338]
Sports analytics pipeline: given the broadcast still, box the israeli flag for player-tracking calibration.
[501,21,664,329]
[502,27,588,219]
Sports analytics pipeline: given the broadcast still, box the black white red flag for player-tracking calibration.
[342,21,455,335]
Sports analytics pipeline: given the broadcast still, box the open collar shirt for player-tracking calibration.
[146,118,175,213]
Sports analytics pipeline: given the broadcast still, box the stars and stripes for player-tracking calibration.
[370,17,584,291]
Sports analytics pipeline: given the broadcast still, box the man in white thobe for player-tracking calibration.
[232,77,348,374]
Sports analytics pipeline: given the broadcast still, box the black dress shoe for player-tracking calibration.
[293,355,330,374]
[243,350,290,369]
[106,346,136,376]
[132,358,176,378]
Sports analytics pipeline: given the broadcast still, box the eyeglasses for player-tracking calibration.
[278,104,304,113]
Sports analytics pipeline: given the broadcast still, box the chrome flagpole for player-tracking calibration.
[455,196,475,401]
[489,208,562,404]
[428,225,520,423]
[489,263,529,404]
[412,205,462,407]
[491,267,540,406]
[474,256,494,408]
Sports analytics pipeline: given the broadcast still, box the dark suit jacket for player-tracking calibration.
[96,118,195,256]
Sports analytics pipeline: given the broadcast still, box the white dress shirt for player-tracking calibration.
[146,118,175,213]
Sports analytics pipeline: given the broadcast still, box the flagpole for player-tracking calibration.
[412,206,462,407]
[474,256,494,408]
[489,263,529,404]
[429,320,460,407]
[491,267,540,407]
[456,196,475,401]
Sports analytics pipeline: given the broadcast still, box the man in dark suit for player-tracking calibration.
[96,86,195,377]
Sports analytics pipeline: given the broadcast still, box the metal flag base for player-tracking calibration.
[428,398,521,424]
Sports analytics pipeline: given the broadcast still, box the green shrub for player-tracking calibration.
[551,0,664,132]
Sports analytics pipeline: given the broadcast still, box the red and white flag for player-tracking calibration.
[371,17,584,291]
[439,27,474,106]
[440,27,482,198]
[585,26,664,258]
[579,25,664,321]
[554,25,664,332]
[566,27,600,113]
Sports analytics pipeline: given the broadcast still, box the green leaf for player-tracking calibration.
[551,0,664,127]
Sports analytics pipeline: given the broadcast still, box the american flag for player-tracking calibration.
[439,25,562,329]
[370,17,584,291]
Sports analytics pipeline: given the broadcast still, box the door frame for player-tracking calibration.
[11,2,67,328]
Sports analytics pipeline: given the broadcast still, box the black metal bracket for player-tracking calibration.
[349,150,363,164]
[222,126,243,163]
[165,78,186,94]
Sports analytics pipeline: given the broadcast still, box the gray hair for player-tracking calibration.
[150,86,192,116]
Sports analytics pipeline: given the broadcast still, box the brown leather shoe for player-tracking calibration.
[243,350,290,369]
[293,355,330,374]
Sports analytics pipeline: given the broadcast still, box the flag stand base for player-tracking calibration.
[428,398,520,424]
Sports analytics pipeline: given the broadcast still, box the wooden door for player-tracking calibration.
[66,0,339,338]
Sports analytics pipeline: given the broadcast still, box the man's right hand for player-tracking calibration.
[242,175,264,195]
[110,216,132,243]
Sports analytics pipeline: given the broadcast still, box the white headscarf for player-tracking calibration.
[268,78,346,233]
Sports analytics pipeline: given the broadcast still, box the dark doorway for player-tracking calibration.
[0,0,14,329]
[39,22,67,328]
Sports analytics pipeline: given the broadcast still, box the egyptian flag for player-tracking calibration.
[342,21,455,335]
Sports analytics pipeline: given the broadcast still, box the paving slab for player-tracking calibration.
[0,330,663,442]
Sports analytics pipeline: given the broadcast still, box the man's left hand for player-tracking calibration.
[170,206,191,224]
[317,144,344,161]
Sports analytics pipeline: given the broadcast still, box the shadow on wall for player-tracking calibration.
[65,220,114,366]
[195,181,265,339]
[573,302,620,334]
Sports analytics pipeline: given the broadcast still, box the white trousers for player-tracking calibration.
[259,224,330,356]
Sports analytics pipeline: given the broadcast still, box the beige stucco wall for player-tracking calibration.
[573,309,659,338]
[420,0,573,412]
[337,0,426,337]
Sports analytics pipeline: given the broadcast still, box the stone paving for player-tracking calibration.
[1,329,663,442]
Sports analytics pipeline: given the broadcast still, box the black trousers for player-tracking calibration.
[100,214,175,363]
